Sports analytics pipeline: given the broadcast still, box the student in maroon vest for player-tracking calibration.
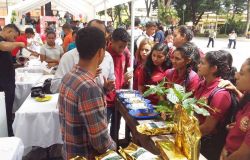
[219,58,250,160]
[137,43,171,105]
[194,50,235,160]
[106,28,131,139]
[165,42,200,93]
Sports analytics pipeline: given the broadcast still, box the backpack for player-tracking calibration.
[207,87,239,127]
[200,87,239,160]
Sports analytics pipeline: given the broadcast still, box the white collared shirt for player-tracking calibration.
[50,48,115,93]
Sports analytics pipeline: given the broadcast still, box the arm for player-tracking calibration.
[79,86,116,153]
[0,41,25,52]
[225,143,250,160]
[218,80,243,99]
[137,68,146,94]
[200,91,231,136]
[200,116,219,136]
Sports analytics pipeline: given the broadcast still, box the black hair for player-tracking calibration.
[76,27,106,60]
[3,24,20,35]
[46,30,56,37]
[177,25,194,41]
[62,23,72,30]
[72,29,78,36]
[174,42,200,88]
[205,50,235,81]
[144,43,171,83]
[25,28,34,34]
[156,22,164,31]
[146,21,157,28]
[135,18,141,26]
[220,50,236,84]
[111,28,130,42]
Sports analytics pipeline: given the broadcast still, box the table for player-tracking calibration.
[114,98,207,160]
[0,137,24,160]
[13,70,54,112]
[12,93,62,149]
[0,92,8,137]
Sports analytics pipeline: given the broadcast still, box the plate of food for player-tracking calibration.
[128,108,159,119]
[35,95,52,102]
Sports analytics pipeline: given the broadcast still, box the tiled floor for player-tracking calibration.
[22,119,126,160]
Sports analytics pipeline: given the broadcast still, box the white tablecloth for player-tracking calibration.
[13,71,54,113]
[0,92,8,137]
[13,93,62,148]
[0,137,24,160]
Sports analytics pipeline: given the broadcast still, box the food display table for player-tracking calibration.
[113,98,207,160]
[13,69,54,112]
[0,137,24,160]
[12,93,62,149]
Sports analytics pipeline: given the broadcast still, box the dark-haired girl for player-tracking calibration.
[172,25,204,58]
[138,43,171,104]
[194,50,235,160]
[165,42,200,92]
[219,58,250,160]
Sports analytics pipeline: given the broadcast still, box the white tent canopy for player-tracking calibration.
[8,0,133,21]
[8,0,137,89]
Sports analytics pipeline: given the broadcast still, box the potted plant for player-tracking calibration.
[143,79,211,160]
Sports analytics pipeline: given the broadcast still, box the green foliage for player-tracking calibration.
[158,4,179,25]
[144,79,210,116]
[11,11,17,24]
[219,18,247,35]
[172,0,222,25]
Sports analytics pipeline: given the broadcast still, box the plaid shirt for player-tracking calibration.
[58,65,116,159]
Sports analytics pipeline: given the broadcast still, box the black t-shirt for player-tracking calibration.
[0,36,15,89]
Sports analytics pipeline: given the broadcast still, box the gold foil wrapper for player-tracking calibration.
[136,122,174,136]
[95,150,124,160]
[156,139,187,160]
[119,143,161,160]
[70,156,87,160]
[174,104,201,160]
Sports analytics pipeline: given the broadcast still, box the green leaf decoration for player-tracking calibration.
[191,104,210,116]
[167,88,179,104]
[182,98,197,108]
[173,84,185,94]
[182,91,193,101]
[143,78,210,117]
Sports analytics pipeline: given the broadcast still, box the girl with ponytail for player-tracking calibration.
[165,42,200,92]
[194,50,235,160]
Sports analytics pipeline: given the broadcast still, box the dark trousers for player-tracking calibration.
[107,106,121,140]
[207,37,214,47]
[200,130,227,160]
[0,83,15,136]
[228,39,236,49]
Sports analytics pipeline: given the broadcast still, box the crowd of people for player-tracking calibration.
[0,18,249,160]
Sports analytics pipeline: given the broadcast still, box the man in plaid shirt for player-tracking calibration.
[58,27,116,159]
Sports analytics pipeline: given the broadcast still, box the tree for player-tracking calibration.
[245,0,250,34]
[145,0,154,17]
[157,0,179,25]
[172,0,222,26]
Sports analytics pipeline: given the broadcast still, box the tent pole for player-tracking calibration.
[129,0,135,90]
[104,0,107,26]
